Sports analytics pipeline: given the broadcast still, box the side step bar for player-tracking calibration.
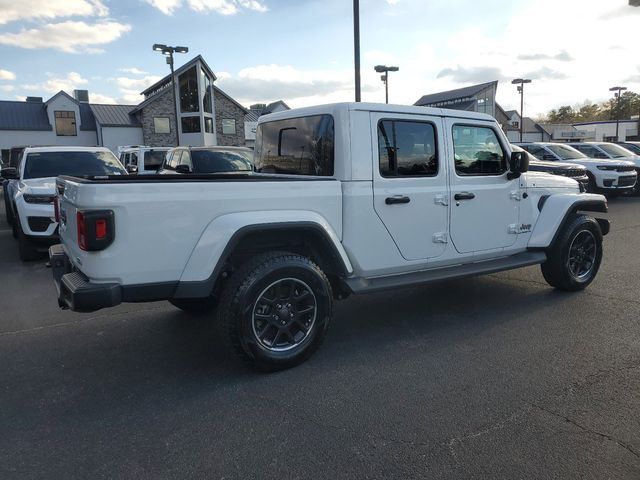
[345,251,547,294]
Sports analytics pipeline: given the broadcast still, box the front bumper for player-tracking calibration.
[49,244,122,312]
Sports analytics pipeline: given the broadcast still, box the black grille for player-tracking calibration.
[557,168,586,178]
[27,216,53,232]
[618,175,637,187]
[617,165,636,172]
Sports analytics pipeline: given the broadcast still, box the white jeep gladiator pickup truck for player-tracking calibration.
[49,103,610,370]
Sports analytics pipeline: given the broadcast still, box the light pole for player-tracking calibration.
[152,43,189,146]
[374,65,399,104]
[512,78,532,142]
[609,86,627,141]
[353,0,361,102]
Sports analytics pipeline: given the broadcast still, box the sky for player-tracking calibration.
[0,0,639,117]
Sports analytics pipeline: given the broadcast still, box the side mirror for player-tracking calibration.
[508,151,529,179]
[175,164,191,174]
[0,167,19,180]
[126,165,138,173]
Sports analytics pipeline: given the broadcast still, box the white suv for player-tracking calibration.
[118,146,171,175]
[517,142,637,196]
[0,146,126,261]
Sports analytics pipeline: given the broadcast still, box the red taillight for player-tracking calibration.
[95,219,107,239]
[77,211,87,250]
[54,196,60,223]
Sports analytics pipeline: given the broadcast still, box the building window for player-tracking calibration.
[179,66,199,113]
[181,116,201,133]
[202,68,213,114]
[54,111,77,136]
[222,118,236,135]
[205,117,214,133]
[153,117,170,134]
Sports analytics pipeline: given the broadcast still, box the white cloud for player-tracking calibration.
[115,75,162,91]
[0,69,16,81]
[0,0,108,25]
[118,67,149,75]
[145,0,267,15]
[23,72,88,94]
[0,21,131,53]
[89,92,118,104]
[0,85,15,92]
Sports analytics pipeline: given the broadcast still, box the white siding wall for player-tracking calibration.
[101,127,144,155]
[0,128,97,150]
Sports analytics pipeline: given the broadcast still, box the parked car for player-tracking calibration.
[119,146,171,174]
[511,145,588,191]
[1,146,126,261]
[50,103,610,370]
[615,141,640,156]
[516,142,637,196]
[158,146,253,174]
[2,145,29,226]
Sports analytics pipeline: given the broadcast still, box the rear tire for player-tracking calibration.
[217,251,333,371]
[16,215,39,262]
[541,214,602,291]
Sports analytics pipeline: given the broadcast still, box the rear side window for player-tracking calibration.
[378,120,438,177]
[23,151,126,179]
[192,149,253,173]
[254,114,334,176]
[452,125,506,176]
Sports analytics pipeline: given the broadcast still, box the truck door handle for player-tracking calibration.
[385,195,411,205]
[454,192,475,201]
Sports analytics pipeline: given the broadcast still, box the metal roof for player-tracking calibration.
[414,81,497,106]
[0,100,52,131]
[90,104,140,127]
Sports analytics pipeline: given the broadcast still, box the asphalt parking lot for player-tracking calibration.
[1,193,639,479]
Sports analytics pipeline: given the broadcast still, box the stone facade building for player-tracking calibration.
[134,86,178,147]
[214,87,248,146]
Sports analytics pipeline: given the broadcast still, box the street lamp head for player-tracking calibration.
[174,46,189,54]
[609,86,627,92]
[388,66,399,72]
[512,78,532,85]
[522,79,532,84]
[152,43,167,51]
[374,65,387,72]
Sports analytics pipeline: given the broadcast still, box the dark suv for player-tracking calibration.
[158,146,253,175]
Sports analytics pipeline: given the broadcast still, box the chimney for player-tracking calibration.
[74,89,89,103]
[26,96,43,103]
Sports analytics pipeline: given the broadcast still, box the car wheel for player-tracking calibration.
[217,251,333,371]
[541,214,603,291]
[169,295,218,314]
[3,188,14,225]
[16,215,39,262]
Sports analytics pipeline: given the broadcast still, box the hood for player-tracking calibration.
[20,177,57,195]
[522,171,580,191]
[529,160,586,172]
[613,155,640,167]
[558,157,633,168]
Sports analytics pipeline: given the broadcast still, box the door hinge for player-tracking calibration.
[434,194,448,206]
[510,191,522,201]
[433,232,448,243]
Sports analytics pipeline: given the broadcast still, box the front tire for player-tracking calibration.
[218,252,333,371]
[16,215,39,262]
[541,214,603,291]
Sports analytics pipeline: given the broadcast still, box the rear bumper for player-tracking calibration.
[49,244,122,312]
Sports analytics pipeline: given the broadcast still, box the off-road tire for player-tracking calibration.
[169,295,218,314]
[217,251,333,371]
[541,214,603,291]
[3,188,14,225]
[16,215,39,262]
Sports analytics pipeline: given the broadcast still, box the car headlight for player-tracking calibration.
[23,194,55,204]
[597,165,617,171]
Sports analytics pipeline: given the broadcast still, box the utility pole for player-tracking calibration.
[374,65,399,104]
[609,86,627,141]
[512,78,532,142]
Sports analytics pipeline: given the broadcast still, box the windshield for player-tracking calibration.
[545,144,587,160]
[621,143,640,154]
[192,149,253,173]
[23,151,126,179]
[145,150,168,169]
[598,143,635,158]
